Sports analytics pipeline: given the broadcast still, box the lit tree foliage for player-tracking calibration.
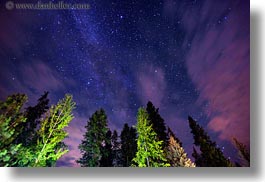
[77,109,109,167]
[120,123,137,167]
[233,138,250,167]
[167,127,182,147]
[166,135,195,167]
[0,94,27,166]
[30,94,75,167]
[132,108,169,167]
[188,116,233,167]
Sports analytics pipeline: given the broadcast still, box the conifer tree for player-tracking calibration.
[15,91,49,146]
[29,94,75,167]
[233,138,250,167]
[188,116,233,167]
[167,127,182,147]
[112,130,121,167]
[0,94,27,166]
[77,109,109,167]
[100,129,113,167]
[120,123,137,167]
[146,101,168,148]
[166,134,195,167]
[132,108,169,167]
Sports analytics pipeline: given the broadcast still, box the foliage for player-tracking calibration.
[0,94,27,166]
[15,91,49,147]
[120,123,137,167]
[166,135,195,167]
[188,116,233,167]
[77,109,109,167]
[112,130,122,167]
[100,129,113,167]
[31,94,75,167]
[132,108,169,167]
[232,138,250,167]
[146,101,168,148]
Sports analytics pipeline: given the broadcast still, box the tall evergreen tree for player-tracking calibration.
[233,138,250,167]
[132,108,169,167]
[166,134,195,167]
[167,127,182,147]
[100,129,113,167]
[15,91,49,146]
[146,101,168,148]
[112,130,121,167]
[0,94,27,166]
[30,94,75,167]
[0,93,75,167]
[77,109,109,167]
[120,123,137,167]
[188,116,233,167]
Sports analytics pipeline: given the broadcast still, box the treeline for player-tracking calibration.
[0,92,249,167]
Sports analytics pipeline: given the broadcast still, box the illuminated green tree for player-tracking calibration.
[0,94,27,166]
[27,94,76,167]
[132,108,169,167]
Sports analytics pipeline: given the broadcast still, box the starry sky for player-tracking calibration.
[0,0,249,167]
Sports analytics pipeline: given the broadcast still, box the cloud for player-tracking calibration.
[136,66,166,108]
[21,61,65,92]
[57,113,87,167]
[0,60,67,105]
[183,1,250,147]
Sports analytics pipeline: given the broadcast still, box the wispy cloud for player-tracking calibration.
[136,66,166,108]
[183,1,249,146]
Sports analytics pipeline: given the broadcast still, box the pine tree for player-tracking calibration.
[15,91,49,146]
[233,138,250,167]
[166,135,195,167]
[188,116,233,167]
[146,101,168,148]
[132,108,169,167]
[112,130,122,167]
[120,123,137,167]
[29,94,75,167]
[0,94,27,166]
[100,129,113,167]
[167,127,182,147]
[77,109,109,167]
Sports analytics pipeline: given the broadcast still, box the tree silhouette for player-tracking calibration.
[146,101,168,148]
[100,129,113,167]
[120,123,137,167]
[77,109,109,167]
[15,91,49,147]
[112,130,122,167]
[188,116,233,167]
[233,138,250,167]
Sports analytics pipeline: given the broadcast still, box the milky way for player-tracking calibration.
[0,0,249,167]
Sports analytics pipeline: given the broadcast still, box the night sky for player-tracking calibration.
[0,0,249,167]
